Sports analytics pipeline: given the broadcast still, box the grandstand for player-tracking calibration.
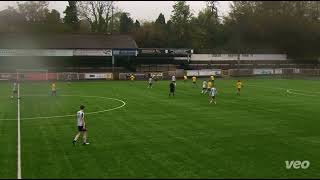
[0,33,319,81]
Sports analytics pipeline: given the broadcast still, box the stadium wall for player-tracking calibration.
[191,54,288,61]
[1,68,320,81]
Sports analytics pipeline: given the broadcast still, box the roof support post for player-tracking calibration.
[112,55,115,73]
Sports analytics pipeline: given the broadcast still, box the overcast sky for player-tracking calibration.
[0,1,232,22]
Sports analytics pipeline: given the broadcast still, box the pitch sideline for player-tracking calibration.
[17,84,21,179]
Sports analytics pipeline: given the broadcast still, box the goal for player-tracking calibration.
[16,69,49,81]
[57,72,80,81]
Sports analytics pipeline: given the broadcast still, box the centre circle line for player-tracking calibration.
[0,94,126,121]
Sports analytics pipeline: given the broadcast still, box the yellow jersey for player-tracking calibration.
[192,76,197,82]
[184,76,187,80]
[211,75,215,81]
[130,75,135,81]
[236,82,242,89]
[207,81,212,89]
[51,83,56,91]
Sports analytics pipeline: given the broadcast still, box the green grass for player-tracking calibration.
[1,78,320,178]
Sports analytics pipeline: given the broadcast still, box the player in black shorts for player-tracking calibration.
[169,81,175,97]
[73,105,89,146]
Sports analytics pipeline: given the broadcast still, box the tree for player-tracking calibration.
[206,1,218,18]
[191,7,221,49]
[171,1,193,25]
[132,21,169,48]
[0,7,27,32]
[16,1,49,23]
[78,19,91,32]
[107,10,123,33]
[155,13,165,24]
[170,1,193,47]
[63,1,79,31]
[46,9,61,24]
[12,1,67,33]
[134,20,140,29]
[119,12,134,33]
[77,1,115,32]
[223,1,320,57]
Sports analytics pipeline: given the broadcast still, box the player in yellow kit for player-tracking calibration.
[207,80,213,94]
[130,74,135,85]
[210,75,215,83]
[183,75,187,83]
[192,76,197,88]
[236,80,243,96]
[130,74,135,81]
[51,82,57,96]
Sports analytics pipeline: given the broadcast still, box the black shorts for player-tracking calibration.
[170,89,175,93]
[193,82,196,84]
[202,88,207,90]
[149,83,152,86]
[211,96,216,99]
[78,126,87,132]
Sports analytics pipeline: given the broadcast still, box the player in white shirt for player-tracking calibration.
[151,75,156,83]
[147,77,153,88]
[209,86,217,104]
[172,75,176,86]
[73,105,89,145]
[202,80,207,94]
[11,81,18,99]
[65,73,72,85]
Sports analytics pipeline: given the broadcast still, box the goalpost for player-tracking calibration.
[16,69,49,81]
[16,70,82,81]
[57,72,80,81]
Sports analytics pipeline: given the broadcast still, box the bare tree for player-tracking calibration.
[206,1,218,18]
[77,1,115,32]
[16,1,49,23]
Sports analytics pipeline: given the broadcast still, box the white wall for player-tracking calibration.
[191,54,287,61]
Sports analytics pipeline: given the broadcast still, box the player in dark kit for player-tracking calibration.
[169,81,175,97]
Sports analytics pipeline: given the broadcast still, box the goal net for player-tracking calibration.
[16,69,49,81]
[57,72,80,81]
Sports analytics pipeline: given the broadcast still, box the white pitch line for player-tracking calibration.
[247,84,320,97]
[286,89,318,97]
[17,83,21,179]
[0,95,126,121]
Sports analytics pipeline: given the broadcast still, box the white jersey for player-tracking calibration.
[172,76,176,82]
[13,83,17,91]
[210,88,217,96]
[76,110,85,126]
[149,78,153,84]
[202,81,207,88]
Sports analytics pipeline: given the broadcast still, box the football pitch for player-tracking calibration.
[0,78,320,178]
